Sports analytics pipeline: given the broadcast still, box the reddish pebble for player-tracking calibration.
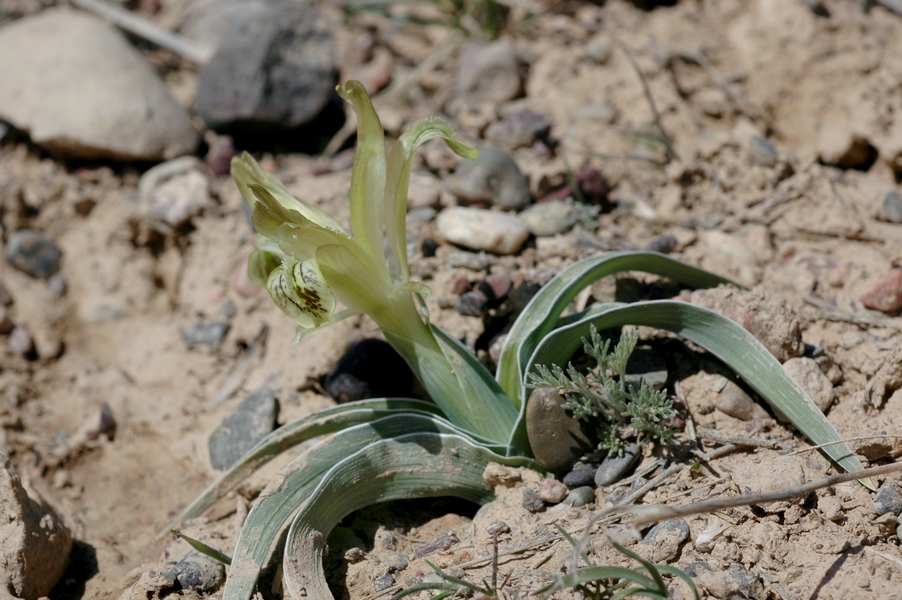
[451,277,473,296]
[479,273,513,301]
[861,269,902,312]
[204,134,235,176]
[538,478,568,504]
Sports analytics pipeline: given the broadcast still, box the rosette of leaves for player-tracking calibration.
[168,81,865,600]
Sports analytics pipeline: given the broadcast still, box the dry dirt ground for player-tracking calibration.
[4,0,902,599]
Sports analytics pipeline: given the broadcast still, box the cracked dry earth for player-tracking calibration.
[4,0,902,599]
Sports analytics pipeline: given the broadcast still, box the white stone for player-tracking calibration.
[0,8,198,160]
[436,207,529,255]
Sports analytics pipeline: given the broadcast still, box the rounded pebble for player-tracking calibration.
[538,478,568,504]
[525,387,595,474]
[447,147,531,210]
[860,269,902,313]
[520,201,578,236]
[594,443,641,486]
[5,229,62,279]
[563,486,595,507]
[873,481,902,516]
[173,553,226,592]
[435,207,530,255]
[521,488,545,513]
[640,518,689,562]
[562,464,597,488]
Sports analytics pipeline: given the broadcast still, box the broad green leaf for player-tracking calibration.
[280,432,537,600]
[496,251,738,409]
[336,81,387,263]
[385,326,518,446]
[166,398,441,531]
[518,300,865,477]
[384,118,477,283]
[222,415,483,600]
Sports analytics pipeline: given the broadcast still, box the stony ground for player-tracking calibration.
[3,0,902,599]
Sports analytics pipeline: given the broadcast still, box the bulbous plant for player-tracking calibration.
[170,81,865,600]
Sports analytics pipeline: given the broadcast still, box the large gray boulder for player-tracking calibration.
[0,8,198,161]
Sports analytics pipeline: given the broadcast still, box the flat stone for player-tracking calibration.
[0,448,72,599]
[782,357,835,412]
[861,269,902,313]
[594,443,640,486]
[447,147,531,210]
[525,387,595,474]
[520,200,578,236]
[456,42,521,103]
[194,1,339,135]
[562,486,594,507]
[208,387,279,470]
[436,207,530,255]
[0,8,197,160]
[641,518,690,562]
[181,321,231,351]
[5,229,61,279]
[325,339,415,402]
[873,481,902,516]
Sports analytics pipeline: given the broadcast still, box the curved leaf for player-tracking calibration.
[281,433,537,600]
[496,251,738,409]
[518,301,865,477]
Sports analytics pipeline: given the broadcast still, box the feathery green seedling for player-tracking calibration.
[168,81,866,600]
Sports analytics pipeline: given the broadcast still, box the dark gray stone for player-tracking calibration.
[173,552,226,592]
[5,229,61,278]
[208,387,279,470]
[522,488,545,513]
[883,190,902,224]
[181,321,231,351]
[374,572,395,592]
[195,2,338,134]
[525,387,595,474]
[594,443,641,486]
[640,518,689,562]
[873,481,902,516]
[325,339,414,403]
[563,486,595,508]
[447,146,531,210]
[485,110,552,149]
[455,290,488,316]
[562,464,597,488]
[624,349,668,390]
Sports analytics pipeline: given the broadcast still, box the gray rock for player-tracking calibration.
[563,486,595,508]
[595,443,640,486]
[882,190,902,224]
[455,291,488,316]
[173,552,226,592]
[0,8,197,160]
[520,201,578,237]
[640,518,689,562]
[208,387,279,470]
[629,477,649,495]
[195,2,338,134]
[686,562,763,599]
[447,147,531,210]
[873,481,902,516]
[562,464,597,488]
[181,321,231,351]
[138,157,213,228]
[525,387,595,474]
[783,357,835,412]
[748,136,779,168]
[624,349,668,390]
[436,207,530,255]
[485,110,552,150]
[521,488,545,513]
[0,448,72,599]
[456,42,521,103]
[5,229,61,279]
[374,572,395,591]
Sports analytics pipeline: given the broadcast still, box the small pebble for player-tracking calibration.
[486,521,510,535]
[861,269,902,313]
[138,157,212,227]
[640,518,689,562]
[435,207,530,255]
[522,488,545,513]
[478,273,513,302]
[447,147,531,210]
[714,379,767,421]
[525,387,595,474]
[484,110,552,150]
[446,250,495,270]
[520,201,578,236]
[384,554,410,572]
[325,339,414,402]
[595,443,640,486]
[8,325,34,356]
[373,573,395,592]
[455,41,520,103]
[562,486,594,507]
[208,387,279,470]
[538,478,568,504]
[181,321,231,351]
[173,552,226,592]
[782,357,835,412]
[873,481,902,516]
[47,273,67,297]
[642,234,678,254]
[5,229,62,278]
[882,190,902,224]
[420,237,439,258]
[562,464,597,488]
[455,291,488,317]
[748,136,779,168]
[628,477,649,495]
[204,134,235,176]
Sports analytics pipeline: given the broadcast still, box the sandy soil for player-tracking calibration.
[3,0,902,599]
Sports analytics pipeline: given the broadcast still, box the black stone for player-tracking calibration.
[325,339,415,403]
[5,229,61,279]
